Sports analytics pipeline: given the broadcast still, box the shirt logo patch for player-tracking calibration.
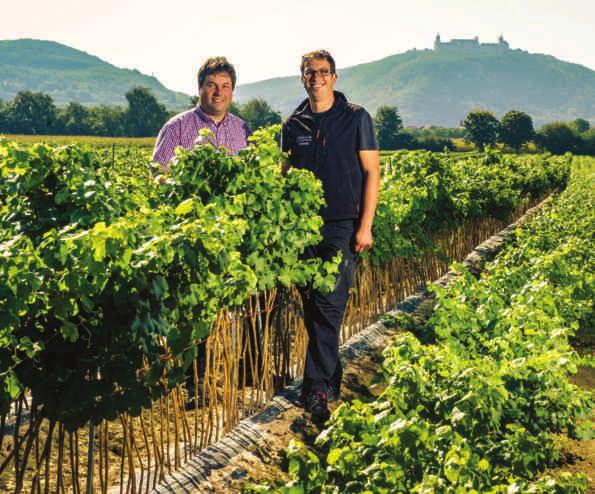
[296,135,313,146]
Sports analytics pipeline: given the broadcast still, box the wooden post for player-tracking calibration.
[86,422,94,494]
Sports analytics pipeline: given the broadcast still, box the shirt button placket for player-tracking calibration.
[212,123,219,147]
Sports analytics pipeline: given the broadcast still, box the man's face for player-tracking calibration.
[199,71,234,119]
[301,58,337,103]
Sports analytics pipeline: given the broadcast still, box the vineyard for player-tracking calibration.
[0,129,592,492]
[254,157,595,493]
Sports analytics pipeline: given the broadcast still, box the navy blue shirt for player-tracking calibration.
[282,92,378,221]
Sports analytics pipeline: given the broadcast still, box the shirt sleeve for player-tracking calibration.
[356,109,379,151]
[281,123,290,153]
[152,119,180,166]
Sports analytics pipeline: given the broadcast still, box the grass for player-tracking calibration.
[1,134,155,146]
[381,139,543,155]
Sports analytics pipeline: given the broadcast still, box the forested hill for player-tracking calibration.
[235,47,595,126]
[0,39,190,109]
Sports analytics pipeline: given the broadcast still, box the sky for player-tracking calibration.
[3,0,595,95]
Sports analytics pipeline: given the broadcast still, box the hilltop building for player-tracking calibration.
[434,34,510,51]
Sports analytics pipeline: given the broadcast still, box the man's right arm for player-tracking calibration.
[152,120,180,171]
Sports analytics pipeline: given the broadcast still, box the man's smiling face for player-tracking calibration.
[199,71,234,120]
[301,58,337,104]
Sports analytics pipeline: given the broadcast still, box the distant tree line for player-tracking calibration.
[463,109,595,155]
[0,88,167,137]
[374,106,594,155]
[0,88,281,137]
[405,126,465,140]
[374,106,456,152]
[1,89,591,155]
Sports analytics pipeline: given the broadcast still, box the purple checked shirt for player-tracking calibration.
[152,106,251,165]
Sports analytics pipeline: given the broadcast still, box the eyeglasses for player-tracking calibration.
[303,68,333,78]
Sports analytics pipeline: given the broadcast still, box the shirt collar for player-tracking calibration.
[195,105,230,127]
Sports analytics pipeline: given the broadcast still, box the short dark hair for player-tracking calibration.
[300,50,336,75]
[197,57,237,89]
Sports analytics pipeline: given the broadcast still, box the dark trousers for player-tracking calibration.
[300,220,358,396]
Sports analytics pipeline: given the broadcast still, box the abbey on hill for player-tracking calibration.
[235,36,595,126]
[434,34,510,51]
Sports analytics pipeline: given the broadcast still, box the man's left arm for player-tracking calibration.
[354,149,380,253]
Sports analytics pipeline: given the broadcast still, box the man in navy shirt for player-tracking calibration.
[282,50,380,424]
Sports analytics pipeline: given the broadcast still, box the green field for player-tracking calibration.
[1,133,155,146]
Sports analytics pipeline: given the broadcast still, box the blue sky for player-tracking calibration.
[3,0,594,94]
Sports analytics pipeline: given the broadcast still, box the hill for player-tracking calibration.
[0,39,190,109]
[235,44,595,127]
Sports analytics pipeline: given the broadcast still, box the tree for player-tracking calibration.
[535,122,580,154]
[499,110,534,150]
[87,105,126,136]
[571,118,590,134]
[374,106,403,150]
[412,136,455,152]
[7,91,58,134]
[580,129,595,155]
[393,132,416,150]
[59,102,92,135]
[239,99,281,131]
[125,87,168,137]
[463,110,500,149]
[229,102,242,117]
[0,99,7,133]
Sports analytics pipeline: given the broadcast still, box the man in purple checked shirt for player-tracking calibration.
[152,57,250,407]
[152,56,251,167]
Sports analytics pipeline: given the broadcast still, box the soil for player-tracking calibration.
[552,327,595,494]
[548,360,595,494]
[182,350,391,493]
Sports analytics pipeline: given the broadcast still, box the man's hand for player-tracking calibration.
[354,149,380,254]
[354,225,373,253]
[281,161,291,176]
